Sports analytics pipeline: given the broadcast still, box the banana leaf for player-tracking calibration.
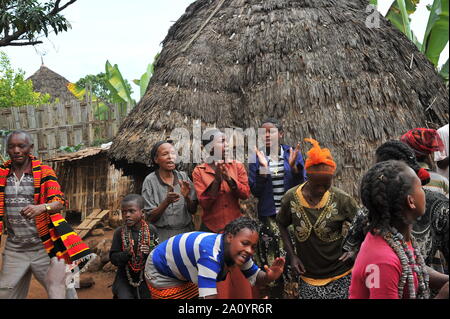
[421,0,449,66]
[105,61,134,105]
[386,0,421,44]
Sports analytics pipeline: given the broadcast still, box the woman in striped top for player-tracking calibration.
[144,217,285,299]
[248,118,306,298]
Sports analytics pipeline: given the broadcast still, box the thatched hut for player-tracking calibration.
[27,65,78,103]
[47,145,134,221]
[108,0,448,199]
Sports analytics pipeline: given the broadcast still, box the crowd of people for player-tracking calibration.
[0,120,448,300]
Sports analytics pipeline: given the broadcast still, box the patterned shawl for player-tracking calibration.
[400,128,445,157]
[0,156,95,271]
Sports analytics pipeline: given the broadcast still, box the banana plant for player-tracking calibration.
[372,0,449,83]
[105,61,135,105]
[421,0,449,67]
[67,82,110,120]
[133,53,159,99]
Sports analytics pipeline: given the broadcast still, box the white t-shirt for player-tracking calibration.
[434,124,449,179]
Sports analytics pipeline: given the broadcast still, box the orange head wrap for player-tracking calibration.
[304,138,336,175]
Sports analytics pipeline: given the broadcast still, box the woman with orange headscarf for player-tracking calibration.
[276,138,359,299]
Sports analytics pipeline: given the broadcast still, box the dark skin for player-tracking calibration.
[392,168,448,299]
[258,122,301,175]
[204,134,239,197]
[7,133,63,219]
[202,228,285,299]
[121,201,150,255]
[149,143,198,223]
[278,169,352,275]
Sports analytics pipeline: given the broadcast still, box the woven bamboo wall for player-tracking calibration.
[51,153,134,219]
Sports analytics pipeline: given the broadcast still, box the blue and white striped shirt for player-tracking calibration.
[152,232,260,297]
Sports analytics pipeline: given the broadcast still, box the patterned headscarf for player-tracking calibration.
[400,128,444,157]
[304,138,336,175]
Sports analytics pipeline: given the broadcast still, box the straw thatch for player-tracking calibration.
[27,65,78,103]
[108,0,449,198]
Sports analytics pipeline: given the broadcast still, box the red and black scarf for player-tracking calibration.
[400,128,445,157]
[0,156,95,271]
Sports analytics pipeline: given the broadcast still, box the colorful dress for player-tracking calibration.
[276,183,359,299]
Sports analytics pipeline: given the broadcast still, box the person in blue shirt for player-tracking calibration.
[248,118,307,298]
[144,217,285,299]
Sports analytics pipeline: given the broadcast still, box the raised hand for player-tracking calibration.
[179,180,191,198]
[288,144,300,169]
[263,257,286,281]
[217,162,231,182]
[254,146,268,168]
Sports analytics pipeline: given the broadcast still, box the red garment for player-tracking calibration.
[217,266,254,299]
[400,128,445,156]
[349,232,418,299]
[192,161,250,233]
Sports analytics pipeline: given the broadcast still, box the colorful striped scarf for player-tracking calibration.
[0,156,95,271]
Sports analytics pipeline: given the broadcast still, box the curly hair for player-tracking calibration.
[375,140,430,185]
[223,217,261,236]
[360,160,417,235]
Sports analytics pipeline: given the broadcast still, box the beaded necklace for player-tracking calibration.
[383,230,430,299]
[121,220,151,288]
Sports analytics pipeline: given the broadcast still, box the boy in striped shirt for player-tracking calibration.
[144,217,285,299]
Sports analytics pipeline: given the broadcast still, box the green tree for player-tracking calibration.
[0,51,52,107]
[75,72,133,106]
[0,0,77,47]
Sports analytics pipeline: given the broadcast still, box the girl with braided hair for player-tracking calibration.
[349,160,449,299]
[144,217,285,299]
[343,140,449,275]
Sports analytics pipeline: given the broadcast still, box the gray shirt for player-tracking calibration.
[4,172,42,251]
[142,170,197,231]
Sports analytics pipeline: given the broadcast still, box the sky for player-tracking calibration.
[1,0,448,102]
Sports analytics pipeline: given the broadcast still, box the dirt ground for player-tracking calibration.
[0,229,117,299]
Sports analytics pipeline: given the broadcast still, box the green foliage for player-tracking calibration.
[384,0,449,82]
[105,61,134,105]
[439,58,449,83]
[0,51,52,107]
[0,0,76,47]
[68,63,135,120]
[421,0,449,67]
[133,53,159,99]
[75,72,133,106]
[58,143,84,153]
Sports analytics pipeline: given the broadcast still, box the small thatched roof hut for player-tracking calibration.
[108,0,449,198]
[47,145,134,221]
[27,65,78,103]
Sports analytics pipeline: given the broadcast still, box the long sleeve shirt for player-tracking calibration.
[192,161,250,233]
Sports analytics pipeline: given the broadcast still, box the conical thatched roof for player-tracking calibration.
[109,0,449,198]
[27,65,78,103]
